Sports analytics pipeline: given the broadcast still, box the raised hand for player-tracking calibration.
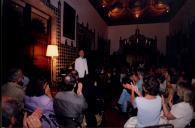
[77,82,83,96]
[131,85,142,97]
[132,85,138,93]
[23,108,43,128]
[161,95,165,105]
[123,83,131,90]
[31,108,42,119]
[168,95,173,107]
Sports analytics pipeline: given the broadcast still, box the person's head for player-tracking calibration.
[143,76,160,96]
[177,74,188,83]
[176,82,189,97]
[7,68,24,84]
[25,77,50,97]
[163,69,170,79]
[122,77,131,85]
[79,50,85,58]
[70,70,79,81]
[183,87,194,104]
[62,74,77,91]
[137,71,144,80]
[132,72,140,83]
[158,75,165,84]
[176,82,193,104]
[2,99,20,127]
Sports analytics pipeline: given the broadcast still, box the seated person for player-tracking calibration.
[1,68,25,109]
[124,75,161,127]
[117,76,132,113]
[2,96,43,128]
[24,77,57,128]
[53,74,88,128]
[117,72,142,113]
[2,99,21,127]
[158,75,166,94]
[160,82,194,128]
[22,75,30,91]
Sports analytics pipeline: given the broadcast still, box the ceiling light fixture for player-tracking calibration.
[100,0,170,20]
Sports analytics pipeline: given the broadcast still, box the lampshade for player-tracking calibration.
[46,45,59,57]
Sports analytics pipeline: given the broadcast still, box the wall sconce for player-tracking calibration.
[46,45,59,83]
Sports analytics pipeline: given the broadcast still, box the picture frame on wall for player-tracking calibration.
[31,7,50,35]
[63,2,76,40]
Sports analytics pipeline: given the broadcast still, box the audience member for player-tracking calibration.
[2,99,21,127]
[117,73,133,113]
[1,68,25,109]
[54,74,88,127]
[117,72,142,113]
[22,75,30,91]
[1,63,194,128]
[158,75,166,94]
[124,75,161,127]
[160,83,194,128]
[24,77,57,128]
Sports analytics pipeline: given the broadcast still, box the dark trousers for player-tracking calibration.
[79,78,85,85]
[78,76,88,96]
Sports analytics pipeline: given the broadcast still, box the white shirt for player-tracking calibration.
[75,57,88,78]
[160,80,167,93]
[169,102,193,128]
[135,96,162,127]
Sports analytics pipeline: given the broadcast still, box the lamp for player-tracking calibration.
[46,45,59,82]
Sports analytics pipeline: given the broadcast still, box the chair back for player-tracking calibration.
[144,124,174,128]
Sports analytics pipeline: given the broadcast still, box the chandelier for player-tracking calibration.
[100,0,170,19]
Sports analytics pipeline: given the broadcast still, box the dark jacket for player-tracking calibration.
[54,91,88,127]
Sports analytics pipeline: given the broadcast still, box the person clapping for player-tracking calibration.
[124,75,161,127]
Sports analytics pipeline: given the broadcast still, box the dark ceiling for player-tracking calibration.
[89,0,186,26]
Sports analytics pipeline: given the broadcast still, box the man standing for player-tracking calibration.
[75,50,89,82]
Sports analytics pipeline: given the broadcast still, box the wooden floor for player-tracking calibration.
[101,98,129,127]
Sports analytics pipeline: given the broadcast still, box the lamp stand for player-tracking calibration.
[51,56,53,84]
[46,44,58,84]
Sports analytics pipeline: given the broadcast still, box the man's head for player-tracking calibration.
[79,50,85,58]
[8,68,24,84]
[25,77,49,97]
[62,74,77,91]
[70,70,79,80]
